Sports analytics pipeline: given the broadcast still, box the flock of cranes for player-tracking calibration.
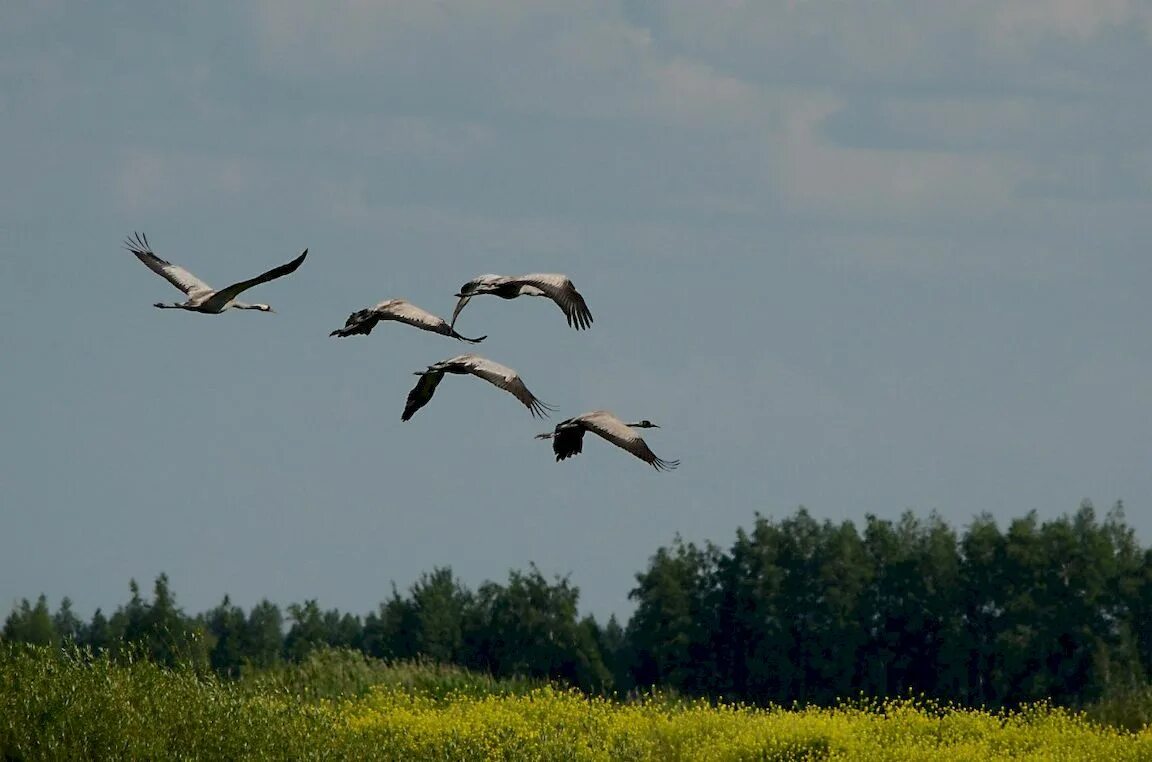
[126,233,679,471]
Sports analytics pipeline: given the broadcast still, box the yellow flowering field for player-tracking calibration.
[337,686,1152,761]
[3,646,1152,760]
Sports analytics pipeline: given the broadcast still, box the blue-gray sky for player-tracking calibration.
[3,1,1151,623]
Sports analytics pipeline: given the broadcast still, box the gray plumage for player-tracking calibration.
[330,299,485,342]
[125,232,307,314]
[536,410,679,471]
[450,273,592,331]
[403,353,554,421]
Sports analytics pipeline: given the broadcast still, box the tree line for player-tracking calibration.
[4,501,1150,709]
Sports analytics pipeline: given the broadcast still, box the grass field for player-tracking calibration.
[3,645,1151,760]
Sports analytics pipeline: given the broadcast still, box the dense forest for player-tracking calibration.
[5,501,1150,710]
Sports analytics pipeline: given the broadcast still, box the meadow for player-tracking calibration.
[3,645,1152,760]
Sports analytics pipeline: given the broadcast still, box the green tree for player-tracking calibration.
[408,567,472,663]
[2,594,56,646]
[108,575,208,667]
[627,538,716,692]
[52,597,82,644]
[285,600,327,661]
[594,614,631,693]
[205,595,248,676]
[361,589,415,660]
[82,608,112,652]
[857,512,961,699]
[709,510,870,705]
[283,601,359,661]
[245,600,284,668]
[471,565,611,692]
[957,513,1006,705]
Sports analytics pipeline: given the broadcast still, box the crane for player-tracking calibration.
[403,354,554,421]
[536,410,679,471]
[450,273,592,330]
[125,232,307,314]
[330,299,485,342]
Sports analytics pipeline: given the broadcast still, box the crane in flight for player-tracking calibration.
[403,354,554,421]
[536,410,679,471]
[125,232,307,314]
[330,299,485,342]
[450,273,592,331]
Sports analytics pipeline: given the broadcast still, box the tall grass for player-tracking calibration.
[0,644,334,759]
[3,644,1151,760]
[237,647,543,701]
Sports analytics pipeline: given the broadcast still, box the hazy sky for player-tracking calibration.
[3,1,1152,623]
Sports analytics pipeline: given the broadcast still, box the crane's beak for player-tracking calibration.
[268,307,277,314]
[454,292,466,298]
[651,423,661,428]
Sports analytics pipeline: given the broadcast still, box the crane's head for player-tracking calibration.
[631,420,660,429]
[456,275,502,297]
[254,304,275,313]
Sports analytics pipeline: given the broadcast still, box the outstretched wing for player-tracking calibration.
[201,249,308,311]
[124,232,213,298]
[579,411,678,470]
[384,299,487,342]
[402,371,445,421]
[329,308,380,337]
[512,273,593,330]
[376,299,450,333]
[552,425,586,461]
[461,356,554,418]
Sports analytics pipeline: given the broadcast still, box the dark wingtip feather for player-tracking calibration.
[124,231,152,255]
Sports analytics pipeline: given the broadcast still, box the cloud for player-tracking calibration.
[791,230,1066,281]
[769,96,1022,218]
[991,0,1152,44]
[823,95,1152,155]
[114,150,259,214]
[240,2,1151,235]
[248,1,771,129]
[644,2,1151,96]
[1016,151,1152,201]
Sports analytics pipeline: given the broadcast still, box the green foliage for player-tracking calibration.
[240,647,541,701]
[1086,683,1152,732]
[2,594,55,646]
[623,500,1152,711]
[3,645,1150,760]
[0,644,332,759]
[468,564,613,691]
[105,575,210,669]
[8,501,1152,714]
